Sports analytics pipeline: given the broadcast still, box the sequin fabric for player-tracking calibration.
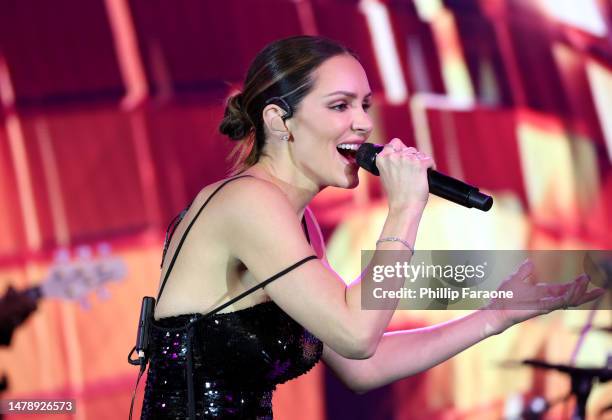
[141,301,323,419]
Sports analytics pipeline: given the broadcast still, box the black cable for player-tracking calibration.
[129,361,147,420]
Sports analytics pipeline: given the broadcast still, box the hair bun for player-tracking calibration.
[219,93,253,141]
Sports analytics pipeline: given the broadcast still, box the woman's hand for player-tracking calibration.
[376,138,435,213]
[485,259,606,333]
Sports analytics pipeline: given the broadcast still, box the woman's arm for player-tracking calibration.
[305,210,604,393]
[219,177,423,359]
[322,308,502,393]
[322,262,603,393]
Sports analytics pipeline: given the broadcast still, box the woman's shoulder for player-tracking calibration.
[165,175,297,265]
[193,175,305,257]
[193,175,292,222]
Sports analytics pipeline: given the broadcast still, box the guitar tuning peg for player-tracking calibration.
[54,248,71,263]
[97,242,112,257]
[76,245,93,260]
[79,298,91,311]
[64,283,76,299]
[115,259,128,277]
[97,287,110,300]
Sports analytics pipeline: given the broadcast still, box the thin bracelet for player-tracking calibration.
[376,237,415,256]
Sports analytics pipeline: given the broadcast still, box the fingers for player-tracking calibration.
[532,272,607,313]
[567,274,607,307]
[569,274,589,304]
[383,139,417,155]
[506,270,606,320]
[550,274,605,309]
[378,138,436,209]
[382,140,433,162]
[382,138,408,154]
[402,151,435,170]
[574,288,605,306]
[517,259,535,284]
[382,145,415,156]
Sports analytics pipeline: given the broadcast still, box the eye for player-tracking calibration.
[330,103,348,111]
[363,103,372,112]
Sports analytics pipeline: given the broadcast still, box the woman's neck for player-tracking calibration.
[242,160,323,219]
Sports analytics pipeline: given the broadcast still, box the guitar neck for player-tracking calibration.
[9,255,126,304]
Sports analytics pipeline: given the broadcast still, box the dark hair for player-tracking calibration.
[219,35,357,174]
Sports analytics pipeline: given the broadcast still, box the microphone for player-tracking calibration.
[135,296,155,361]
[356,143,493,212]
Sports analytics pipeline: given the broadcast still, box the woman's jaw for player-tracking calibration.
[249,143,361,195]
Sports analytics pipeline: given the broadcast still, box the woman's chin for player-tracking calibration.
[327,154,360,188]
[340,165,360,189]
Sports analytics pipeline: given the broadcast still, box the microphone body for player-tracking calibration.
[356,143,493,212]
[136,296,155,359]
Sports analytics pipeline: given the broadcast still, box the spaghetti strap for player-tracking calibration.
[156,175,254,302]
[200,255,317,319]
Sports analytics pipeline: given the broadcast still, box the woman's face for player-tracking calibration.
[286,54,373,189]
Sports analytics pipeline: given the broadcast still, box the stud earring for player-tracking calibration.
[281,134,290,141]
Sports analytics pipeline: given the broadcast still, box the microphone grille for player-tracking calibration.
[356,143,382,176]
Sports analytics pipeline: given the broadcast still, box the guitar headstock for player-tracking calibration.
[39,243,127,308]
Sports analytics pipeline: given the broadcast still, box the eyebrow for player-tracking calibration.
[324,90,373,99]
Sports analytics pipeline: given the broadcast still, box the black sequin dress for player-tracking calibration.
[140,176,323,419]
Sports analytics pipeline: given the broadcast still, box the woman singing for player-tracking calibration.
[139,35,604,419]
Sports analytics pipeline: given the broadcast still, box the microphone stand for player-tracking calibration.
[564,253,612,420]
[509,253,611,420]
[519,360,612,420]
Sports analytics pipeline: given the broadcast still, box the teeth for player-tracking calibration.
[336,144,361,150]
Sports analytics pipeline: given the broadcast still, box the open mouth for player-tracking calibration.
[336,143,361,163]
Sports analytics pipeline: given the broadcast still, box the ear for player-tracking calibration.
[262,104,289,136]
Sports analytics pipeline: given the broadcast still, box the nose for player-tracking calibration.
[351,108,373,136]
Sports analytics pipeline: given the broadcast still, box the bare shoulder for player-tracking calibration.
[205,176,296,225]
[190,176,283,218]
[194,176,303,256]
